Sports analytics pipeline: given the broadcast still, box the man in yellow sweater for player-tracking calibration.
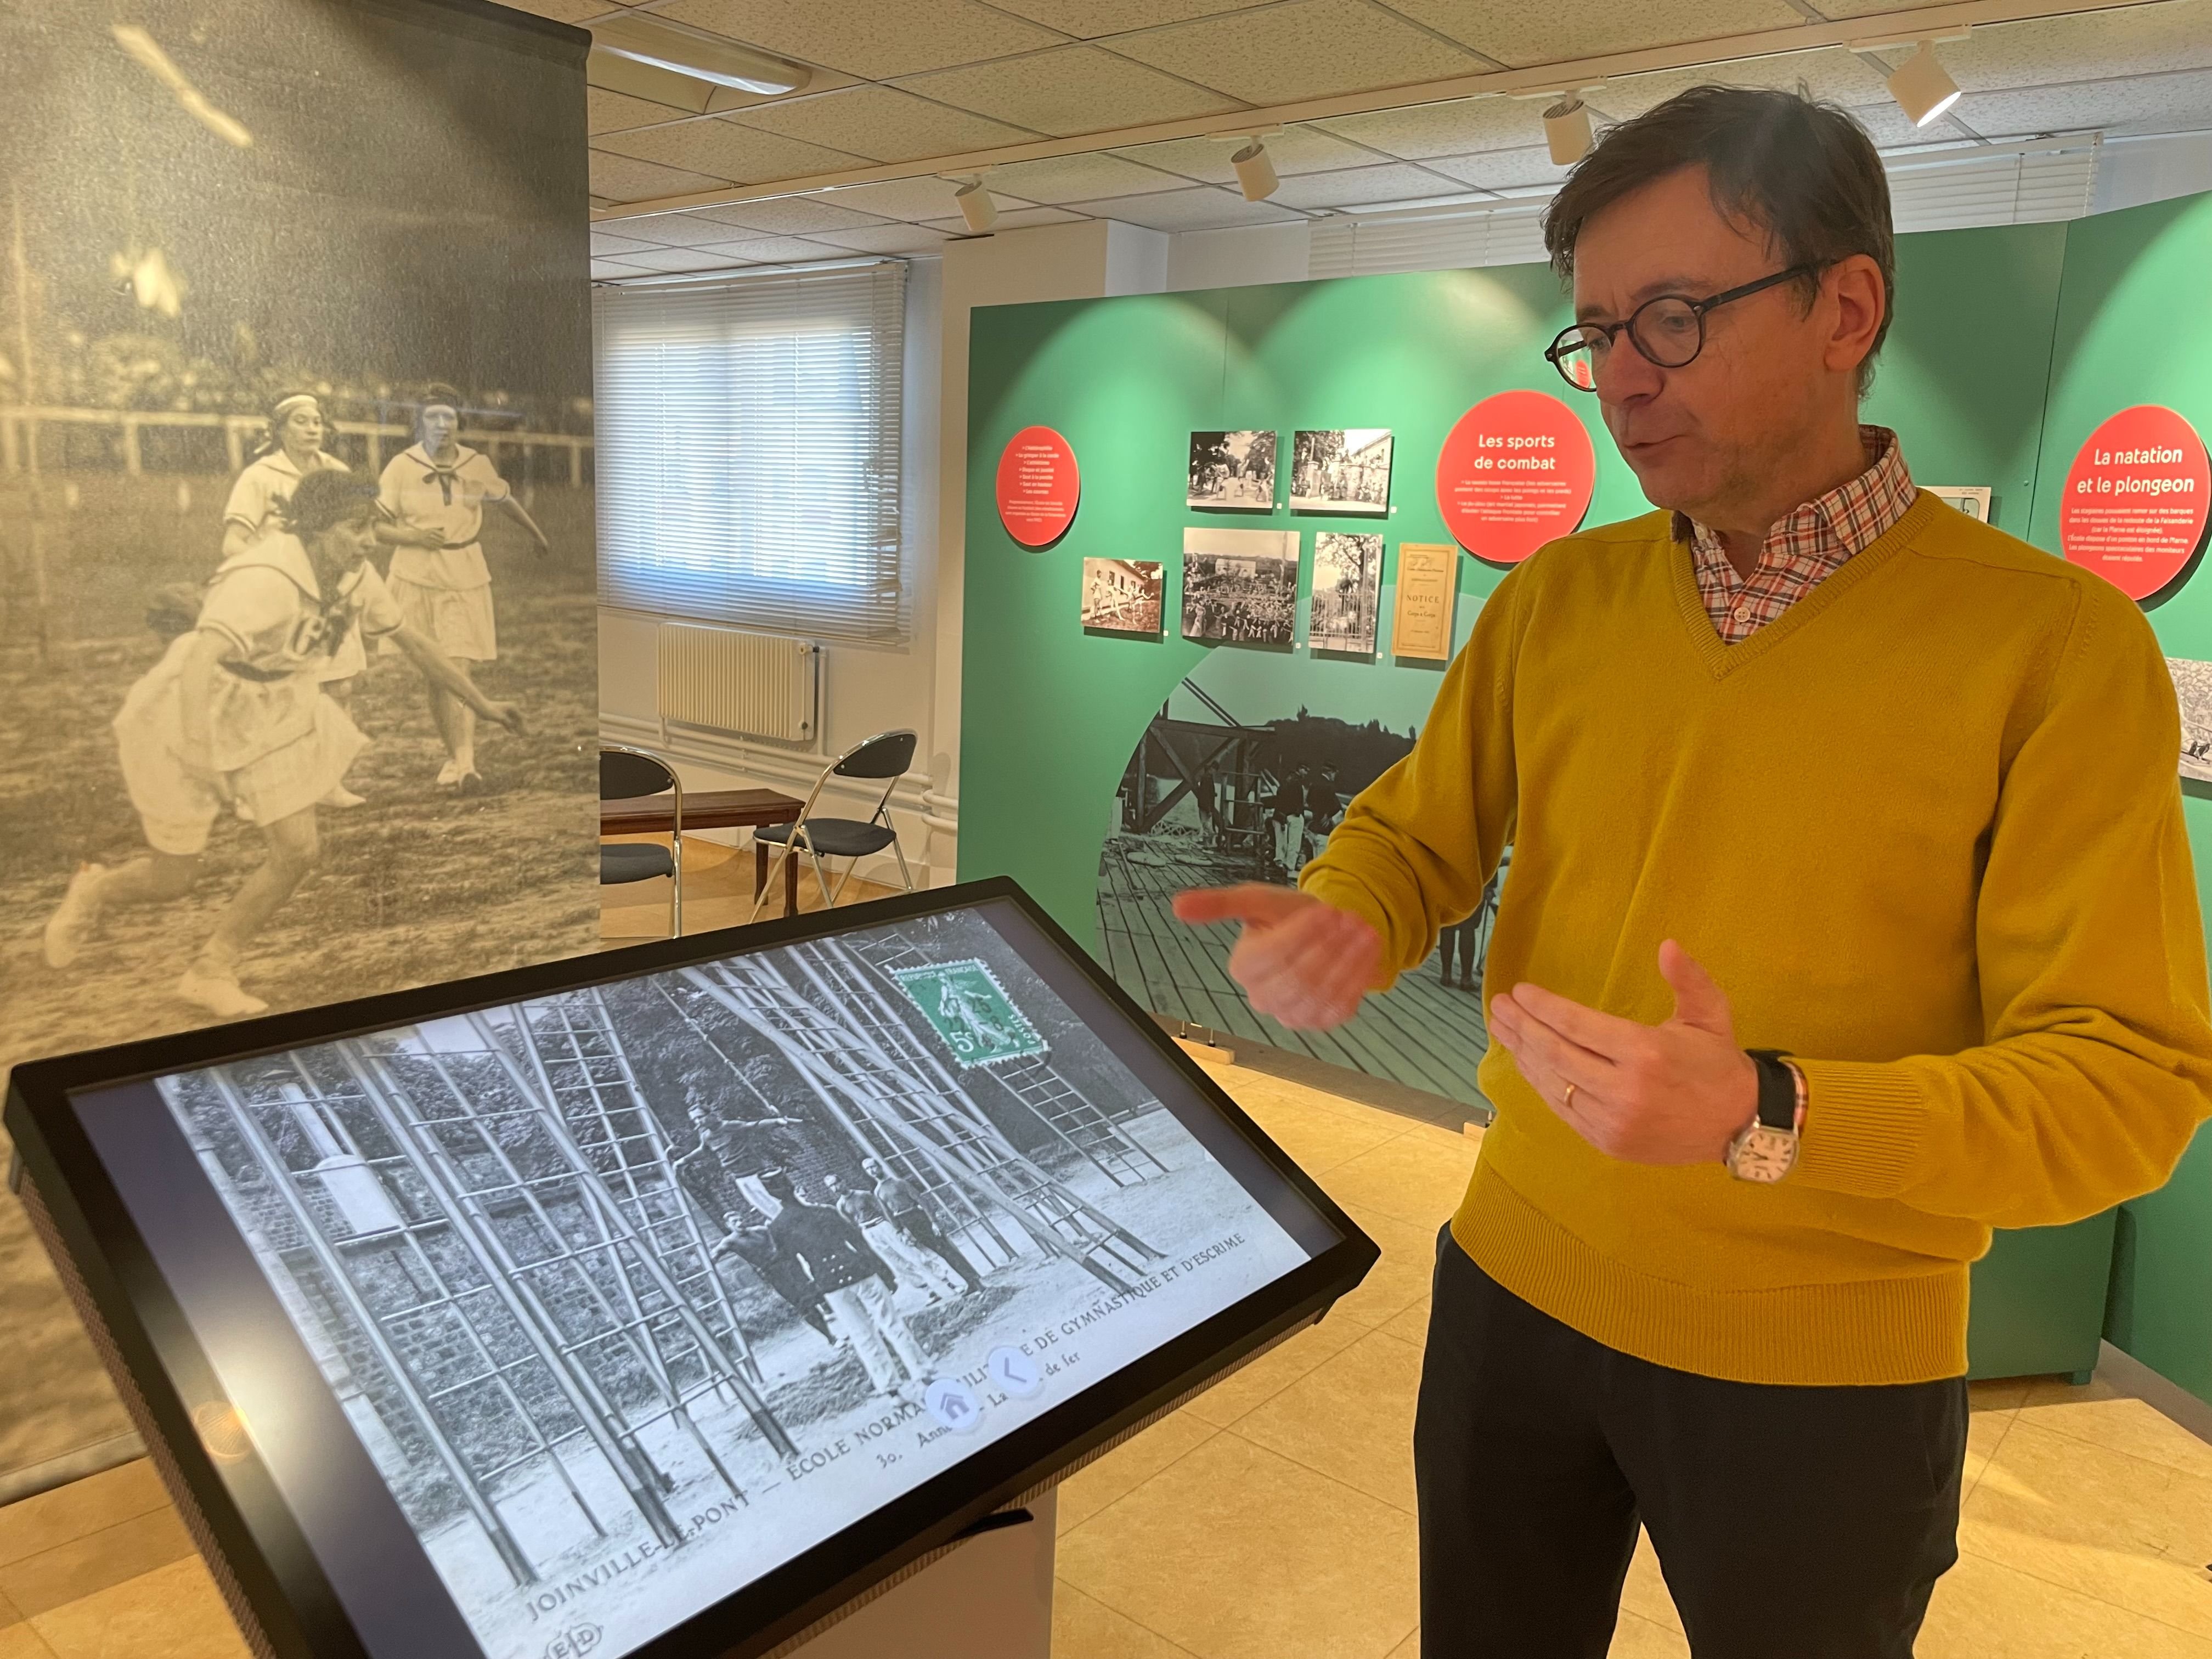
[1177,87,2212,1657]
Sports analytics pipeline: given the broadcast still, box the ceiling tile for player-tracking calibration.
[1108,0,1488,104]
[802,223,959,255]
[590,230,666,256]
[1269,160,1475,208]
[986,150,1197,202]
[1317,95,1545,159]
[896,44,1244,137]
[917,204,1089,232]
[589,87,689,136]
[1932,3,2212,94]
[1064,186,1305,229]
[607,244,763,273]
[1388,0,1801,70]
[1951,69,2212,138]
[688,234,850,262]
[726,84,1040,162]
[589,151,732,202]
[595,118,872,185]
[814,176,1028,221]
[600,207,771,246]
[591,258,653,279]
[1417,145,1569,192]
[661,196,896,235]
[651,0,1066,80]
[1111,125,1378,183]
[1593,48,1893,120]
[984,0,1254,37]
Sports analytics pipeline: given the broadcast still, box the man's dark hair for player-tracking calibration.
[1541,86,1896,393]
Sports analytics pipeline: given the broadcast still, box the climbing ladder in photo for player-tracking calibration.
[842,933,1170,1188]
[677,951,1160,1294]
[503,989,765,1387]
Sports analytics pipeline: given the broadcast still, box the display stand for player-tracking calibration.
[790,1492,1056,1659]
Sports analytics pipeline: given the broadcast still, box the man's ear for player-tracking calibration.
[1823,253,1886,378]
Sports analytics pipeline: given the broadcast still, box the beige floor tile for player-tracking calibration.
[0,1625,57,1659]
[1378,1299,1430,1348]
[1919,1548,2212,1658]
[1057,1434,1419,1659]
[1320,1135,1479,1232]
[0,1464,168,1571]
[1052,1579,1201,1657]
[0,1508,195,1621]
[1384,1628,1420,1658]
[1606,1609,1692,1658]
[1232,1329,1424,1514]
[1959,1417,2212,1638]
[0,1589,19,1634]
[1058,1412,1220,1535]
[1328,1203,1441,1332]
[1219,1088,1406,1177]
[1211,1066,1386,1128]
[1182,1317,1363,1429]
[1972,1378,2034,1415]
[2017,1395,2212,1485]
[29,1555,250,1659]
[1621,1529,1683,1635]
[1966,1401,2019,1497]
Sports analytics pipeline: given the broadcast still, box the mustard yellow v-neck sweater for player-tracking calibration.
[1301,492,2212,1386]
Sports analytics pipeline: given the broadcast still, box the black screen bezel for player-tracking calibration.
[4,876,1378,1659]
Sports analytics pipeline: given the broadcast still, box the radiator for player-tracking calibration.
[655,624,820,743]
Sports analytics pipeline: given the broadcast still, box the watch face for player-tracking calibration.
[1731,1126,1797,1183]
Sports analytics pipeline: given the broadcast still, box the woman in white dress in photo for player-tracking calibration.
[376,382,549,793]
[222,390,368,806]
[42,471,527,1019]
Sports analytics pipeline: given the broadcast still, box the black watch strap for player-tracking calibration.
[1745,1049,1797,1131]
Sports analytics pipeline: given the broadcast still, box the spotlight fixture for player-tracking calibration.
[1230,139,1279,202]
[589,15,808,95]
[1886,41,1962,128]
[954,176,999,233]
[1543,95,1595,166]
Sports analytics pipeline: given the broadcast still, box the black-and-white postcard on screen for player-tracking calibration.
[1182,528,1299,648]
[151,905,1315,1659]
[1188,431,1277,510]
[1290,429,1392,515]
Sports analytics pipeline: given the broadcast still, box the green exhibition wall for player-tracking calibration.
[960,198,2211,1395]
[2032,190,2212,1404]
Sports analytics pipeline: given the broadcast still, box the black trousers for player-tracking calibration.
[1414,1228,1966,1658]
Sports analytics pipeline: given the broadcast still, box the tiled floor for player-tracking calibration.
[600,831,902,944]
[3,1026,2207,1657]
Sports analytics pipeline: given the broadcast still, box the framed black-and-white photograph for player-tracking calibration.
[2170,658,2212,791]
[1927,485,1993,523]
[1187,431,1277,511]
[1289,430,1393,515]
[1181,528,1299,647]
[1310,533,1383,655]
[1081,559,1165,635]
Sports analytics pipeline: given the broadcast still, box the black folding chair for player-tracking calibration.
[748,729,918,921]
[600,744,684,938]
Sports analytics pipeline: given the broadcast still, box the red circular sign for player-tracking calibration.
[996,426,1080,549]
[1435,391,1598,565]
[2059,405,2211,601]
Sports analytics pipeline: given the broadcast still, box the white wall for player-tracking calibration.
[597,220,1170,891]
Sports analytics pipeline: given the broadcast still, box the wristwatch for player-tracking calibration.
[1725,1049,1804,1183]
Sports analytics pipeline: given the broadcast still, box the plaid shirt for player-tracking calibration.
[1681,427,1917,644]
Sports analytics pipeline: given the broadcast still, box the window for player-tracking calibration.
[593,259,906,645]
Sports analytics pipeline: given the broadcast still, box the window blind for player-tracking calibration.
[593,259,907,645]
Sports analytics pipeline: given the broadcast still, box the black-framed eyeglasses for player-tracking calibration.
[1543,264,1820,392]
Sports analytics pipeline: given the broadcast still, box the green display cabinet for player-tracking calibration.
[1966,1212,2117,1384]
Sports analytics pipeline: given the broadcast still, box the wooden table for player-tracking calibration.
[600,786,805,918]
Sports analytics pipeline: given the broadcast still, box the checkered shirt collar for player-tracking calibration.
[1678,427,1916,643]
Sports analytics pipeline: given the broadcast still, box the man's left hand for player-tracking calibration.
[1487,940,1757,1165]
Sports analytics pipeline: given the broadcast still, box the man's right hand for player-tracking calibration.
[1172,884,1382,1030]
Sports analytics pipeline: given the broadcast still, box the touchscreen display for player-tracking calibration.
[86,899,1328,1659]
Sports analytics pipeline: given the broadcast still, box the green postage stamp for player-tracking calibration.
[889,958,1047,1068]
